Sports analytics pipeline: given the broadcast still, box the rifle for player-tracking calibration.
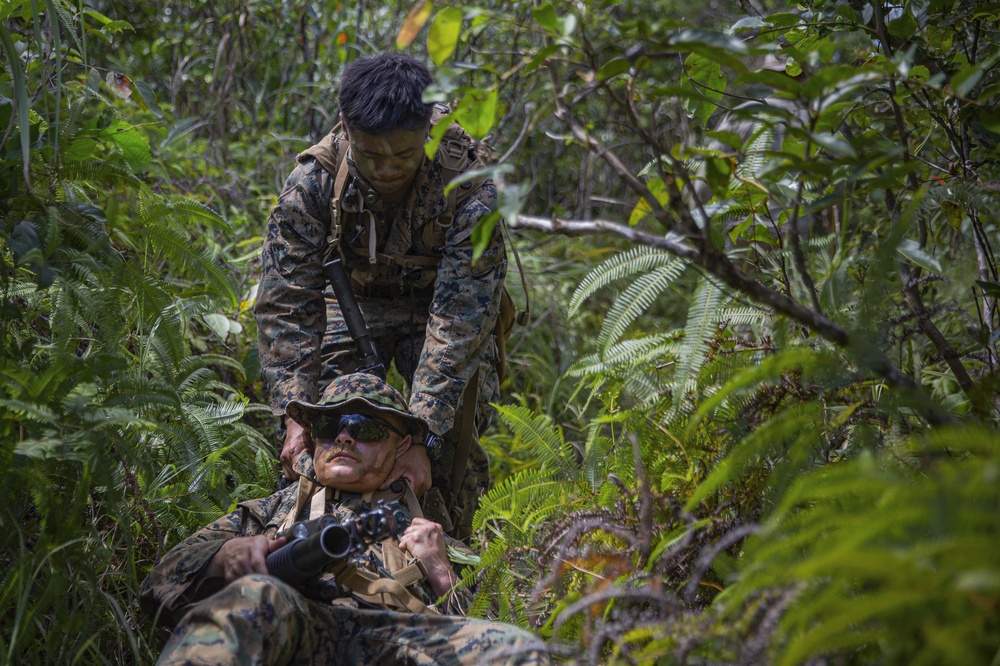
[324,257,386,379]
[265,500,410,587]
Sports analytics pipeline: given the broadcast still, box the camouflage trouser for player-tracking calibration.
[320,294,499,540]
[158,575,547,666]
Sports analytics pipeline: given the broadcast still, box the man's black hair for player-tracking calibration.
[339,53,434,134]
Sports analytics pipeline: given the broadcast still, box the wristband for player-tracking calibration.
[423,433,443,461]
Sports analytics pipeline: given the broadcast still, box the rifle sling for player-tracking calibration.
[339,567,437,615]
[448,370,480,515]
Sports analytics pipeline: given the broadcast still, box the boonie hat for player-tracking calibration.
[285,373,427,441]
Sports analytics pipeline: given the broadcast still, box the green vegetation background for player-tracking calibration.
[1,0,999,663]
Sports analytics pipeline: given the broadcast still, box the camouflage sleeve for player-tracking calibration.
[255,158,333,415]
[139,493,285,625]
[409,181,507,434]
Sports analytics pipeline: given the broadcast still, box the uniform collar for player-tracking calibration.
[344,148,448,226]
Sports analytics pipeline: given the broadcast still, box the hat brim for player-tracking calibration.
[286,396,427,442]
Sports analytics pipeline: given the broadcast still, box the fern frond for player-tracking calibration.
[598,264,686,352]
[569,247,685,317]
[138,223,237,305]
[495,405,576,481]
[669,276,723,413]
[474,468,566,531]
[139,199,231,232]
[568,334,680,377]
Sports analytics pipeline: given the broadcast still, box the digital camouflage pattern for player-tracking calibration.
[157,574,546,665]
[255,128,506,535]
[141,455,547,665]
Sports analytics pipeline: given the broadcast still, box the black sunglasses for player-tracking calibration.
[309,413,406,442]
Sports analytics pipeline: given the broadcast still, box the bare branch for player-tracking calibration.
[511,212,959,426]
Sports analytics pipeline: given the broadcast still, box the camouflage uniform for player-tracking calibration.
[255,126,505,537]
[140,456,546,666]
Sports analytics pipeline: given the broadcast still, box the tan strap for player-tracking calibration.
[309,485,328,520]
[382,539,408,573]
[391,561,428,587]
[280,476,319,533]
[339,568,439,615]
[328,149,351,254]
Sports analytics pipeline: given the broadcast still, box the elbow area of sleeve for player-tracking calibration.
[409,391,457,436]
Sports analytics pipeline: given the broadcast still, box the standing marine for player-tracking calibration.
[255,52,509,539]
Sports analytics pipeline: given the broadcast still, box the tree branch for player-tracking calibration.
[512,212,959,426]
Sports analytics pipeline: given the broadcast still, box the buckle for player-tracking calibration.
[441,139,466,162]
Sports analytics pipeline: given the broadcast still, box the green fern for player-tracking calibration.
[569,247,686,317]
[598,263,688,352]
[668,276,723,415]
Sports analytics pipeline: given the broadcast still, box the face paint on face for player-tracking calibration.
[345,125,429,203]
[310,408,411,493]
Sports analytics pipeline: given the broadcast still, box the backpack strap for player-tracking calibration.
[329,148,351,253]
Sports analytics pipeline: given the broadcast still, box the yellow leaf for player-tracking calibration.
[396,0,433,49]
[629,197,652,226]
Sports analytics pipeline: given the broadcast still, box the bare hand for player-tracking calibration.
[205,535,288,584]
[397,517,455,597]
[388,444,432,496]
[281,418,311,480]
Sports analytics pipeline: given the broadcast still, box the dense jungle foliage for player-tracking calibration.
[2,0,999,663]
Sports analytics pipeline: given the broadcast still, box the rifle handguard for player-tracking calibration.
[324,257,386,379]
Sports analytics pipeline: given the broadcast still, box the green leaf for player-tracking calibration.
[952,52,1000,97]
[428,7,463,66]
[597,58,631,81]
[705,157,732,197]
[82,8,114,25]
[471,211,500,263]
[811,132,857,158]
[669,29,749,72]
[425,107,457,159]
[729,17,768,33]
[533,2,558,32]
[100,121,151,170]
[629,197,652,227]
[897,239,941,274]
[523,44,560,75]
[681,54,726,125]
[628,178,670,226]
[0,23,30,185]
[0,0,29,20]
[132,80,163,118]
[443,163,512,196]
[975,280,1000,298]
[455,89,497,139]
[671,28,748,54]
[101,20,133,34]
[64,137,97,162]
[886,10,918,39]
